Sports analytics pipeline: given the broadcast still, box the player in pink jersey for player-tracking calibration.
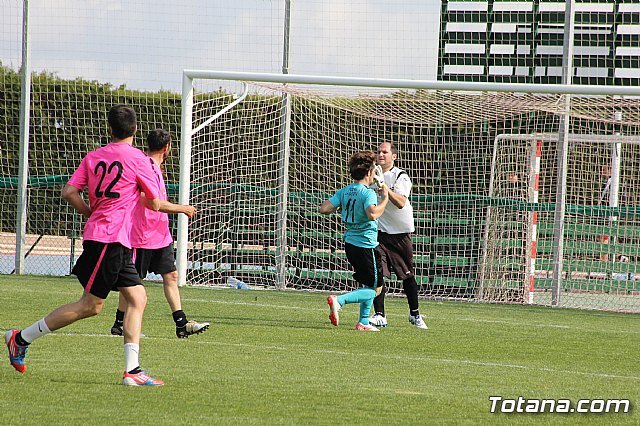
[110,129,209,339]
[4,105,164,386]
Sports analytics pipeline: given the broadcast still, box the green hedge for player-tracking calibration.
[4,63,638,238]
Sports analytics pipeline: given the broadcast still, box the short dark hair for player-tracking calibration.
[387,142,398,156]
[349,150,376,180]
[379,141,398,156]
[147,129,172,153]
[108,105,137,140]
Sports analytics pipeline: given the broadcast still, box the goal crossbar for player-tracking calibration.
[183,69,640,96]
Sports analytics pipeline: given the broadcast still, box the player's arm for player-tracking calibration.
[319,200,338,215]
[144,196,161,212]
[140,192,196,218]
[388,190,407,209]
[366,185,389,220]
[135,158,162,212]
[158,200,196,218]
[389,175,411,209]
[61,184,92,218]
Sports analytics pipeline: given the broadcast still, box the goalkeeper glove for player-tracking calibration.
[373,165,385,187]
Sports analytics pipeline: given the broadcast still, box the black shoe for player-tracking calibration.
[111,324,123,336]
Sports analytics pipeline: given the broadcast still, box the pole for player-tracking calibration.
[526,140,541,304]
[15,0,32,275]
[176,73,194,287]
[275,0,292,290]
[607,112,622,267]
[551,0,575,306]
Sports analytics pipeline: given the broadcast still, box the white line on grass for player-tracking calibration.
[28,329,640,382]
[183,298,310,311]
[182,298,640,335]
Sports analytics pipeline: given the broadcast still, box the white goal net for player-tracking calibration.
[484,133,640,312]
[179,72,640,313]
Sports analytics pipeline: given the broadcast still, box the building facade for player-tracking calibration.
[438,0,640,85]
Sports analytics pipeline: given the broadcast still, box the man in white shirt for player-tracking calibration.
[369,142,428,329]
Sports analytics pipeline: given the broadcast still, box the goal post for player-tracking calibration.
[484,132,640,309]
[178,70,640,313]
[176,73,193,287]
[177,74,250,286]
[479,135,541,305]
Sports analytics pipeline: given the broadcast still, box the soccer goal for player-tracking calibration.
[177,70,640,313]
[482,132,640,312]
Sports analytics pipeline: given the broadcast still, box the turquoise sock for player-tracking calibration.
[338,287,375,305]
[337,288,376,324]
[359,296,374,325]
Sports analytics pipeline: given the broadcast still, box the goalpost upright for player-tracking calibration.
[177,72,249,286]
[480,134,540,304]
[176,73,194,287]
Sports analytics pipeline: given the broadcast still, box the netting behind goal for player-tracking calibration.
[485,132,640,312]
[182,76,640,313]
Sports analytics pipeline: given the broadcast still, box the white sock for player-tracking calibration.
[21,318,51,343]
[124,343,140,373]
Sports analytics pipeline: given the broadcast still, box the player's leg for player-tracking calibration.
[161,270,209,338]
[43,291,105,330]
[346,245,380,331]
[119,285,146,347]
[403,276,420,317]
[117,248,163,386]
[372,285,387,315]
[370,236,391,326]
[394,236,428,329]
[403,276,427,329]
[5,292,104,373]
[110,293,127,336]
[162,270,188,335]
[328,287,378,330]
[370,287,388,326]
[118,284,162,386]
[356,288,376,326]
[6,240,111,373]
[336,287,376,308]
[150,245,209,338]
[327,242,356,327]
[119,285,162,386]
[111,247,146,335]
[333,287,378,330]
[163,270,182,312]
[358,247,385,330]
[111,247,146,336]
[402,274,429,329]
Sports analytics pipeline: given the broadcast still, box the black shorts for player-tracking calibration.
[133,244,176,279]
[72,241,142,299]
[378,231,415,280]
[344,242,384,289]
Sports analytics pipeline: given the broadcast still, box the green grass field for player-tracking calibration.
[0,275,638,425]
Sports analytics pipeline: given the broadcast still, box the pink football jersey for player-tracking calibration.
[130,160,173,249]
[67,142,159,248]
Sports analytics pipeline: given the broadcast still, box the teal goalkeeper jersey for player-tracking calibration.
[328,183,379,248]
